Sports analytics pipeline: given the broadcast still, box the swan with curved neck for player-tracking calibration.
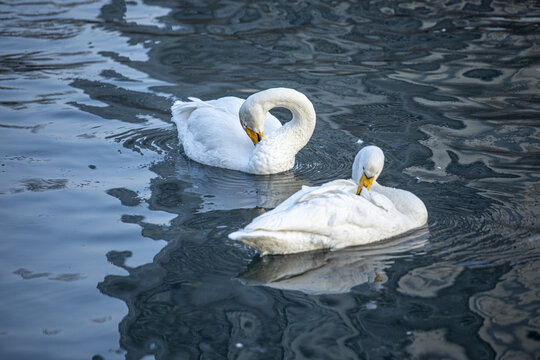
[229,146,428,255]
[171,88,316,174]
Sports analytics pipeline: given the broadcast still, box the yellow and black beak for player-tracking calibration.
[242,124,263,145]
[356,172,374,195]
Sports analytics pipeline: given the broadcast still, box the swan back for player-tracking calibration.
[172,96,281,171]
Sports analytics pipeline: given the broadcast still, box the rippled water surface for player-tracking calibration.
[1,1,539,359]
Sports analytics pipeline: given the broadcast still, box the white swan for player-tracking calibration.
[229,146,428,255]
[171,88,316,174]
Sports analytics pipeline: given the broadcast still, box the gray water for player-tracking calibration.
[1,1,539,359]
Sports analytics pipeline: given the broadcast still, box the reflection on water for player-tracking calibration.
[406,329,468,360]
[239,229,429,295]
[174,156,309,213]
[397,262,463,298]
[1,0,539,359]
[470,263,540,360]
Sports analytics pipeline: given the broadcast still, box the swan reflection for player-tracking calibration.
[237,228,429,295]
[174,155,309,213]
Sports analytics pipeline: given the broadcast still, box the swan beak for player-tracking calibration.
[244,126,263,145]
[356,173,374,195]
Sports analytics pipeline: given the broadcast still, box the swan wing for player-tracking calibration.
[172,96,282,171]
[370,183,428,225]
[243,182,392,235]
[229,180,427,254]
[183,96,282,133]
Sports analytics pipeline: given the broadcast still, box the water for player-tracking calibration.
[1,0,539,359]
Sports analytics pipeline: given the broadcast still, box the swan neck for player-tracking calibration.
[256,88,316,146]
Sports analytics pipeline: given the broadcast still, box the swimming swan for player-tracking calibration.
[171,88,316,174]
[229,146,428,255]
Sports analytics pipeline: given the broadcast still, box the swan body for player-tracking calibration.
[171,88,316,174]
[229,146,428,255]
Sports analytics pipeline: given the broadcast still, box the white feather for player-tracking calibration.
[171,88,316,174]
[229,146,428,255]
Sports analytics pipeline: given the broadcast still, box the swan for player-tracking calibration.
[229,146,428,255]
[171,88,316,174]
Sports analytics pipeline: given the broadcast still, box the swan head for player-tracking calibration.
[239,98,264,145]
[352,146,385,195]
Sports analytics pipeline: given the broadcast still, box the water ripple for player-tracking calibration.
[3,0,540,359]
[108,126,177,155]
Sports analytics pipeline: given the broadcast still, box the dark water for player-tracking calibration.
[1,0,539,359]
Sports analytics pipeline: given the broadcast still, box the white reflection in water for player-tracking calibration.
[397,262,464,298]
[470,263,540,360]
[406,329,468,360]
[124,0,171,29]
[175,156,309,212]
[238,228,429,295]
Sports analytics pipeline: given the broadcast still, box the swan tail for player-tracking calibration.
[187,97,214,107]
[170,100,193,142]
[171,98,215,139]
[171,99,198,116]
[171,97,215,120]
